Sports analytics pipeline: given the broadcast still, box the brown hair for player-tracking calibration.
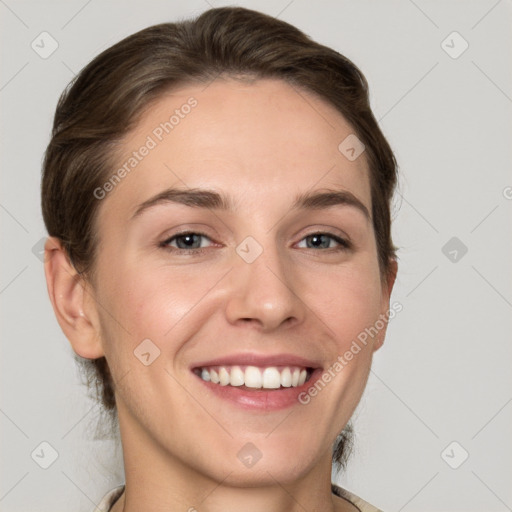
[41,6,397,470]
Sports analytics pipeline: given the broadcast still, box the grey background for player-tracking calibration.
[1,1,511,511]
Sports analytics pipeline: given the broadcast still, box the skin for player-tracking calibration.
[45,78,396,512]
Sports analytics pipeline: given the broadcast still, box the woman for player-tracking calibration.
[42,7,398,512]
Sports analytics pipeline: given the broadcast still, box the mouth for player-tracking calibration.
[191,360,323,414]
[192,365,315,391]
[190,354,323,411]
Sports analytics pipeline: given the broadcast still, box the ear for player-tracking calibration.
[43,236,104,359]
[373,258,398,352]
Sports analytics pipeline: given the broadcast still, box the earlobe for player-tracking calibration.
[386,258,398,297]
[374,258,399,353]
[373,336,384,352]
[43,236,104,359]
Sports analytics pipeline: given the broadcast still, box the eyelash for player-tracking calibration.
[159,231,351,254]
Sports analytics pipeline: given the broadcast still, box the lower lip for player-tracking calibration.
[193,368,323,411]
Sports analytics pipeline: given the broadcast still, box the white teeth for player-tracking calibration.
[280,367,292,387]
[230,365,244,386]
[197,365,312,389]
[245,366,263,388]
[262,367,281,389]
[210,369,219,384]
[219,367,230,386]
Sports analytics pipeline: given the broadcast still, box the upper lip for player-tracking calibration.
[191,352,323,370]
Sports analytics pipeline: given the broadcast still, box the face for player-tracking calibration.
[86,78,394,485]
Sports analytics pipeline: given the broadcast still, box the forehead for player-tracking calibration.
[101,78,371,221]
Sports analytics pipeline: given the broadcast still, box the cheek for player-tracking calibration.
[96,259,227,356]
[310,262,383,347]
[302,261,382,402]
[296,270,382,428]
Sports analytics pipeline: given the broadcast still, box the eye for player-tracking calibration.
[296,233,350,250]
[160,232,214,251]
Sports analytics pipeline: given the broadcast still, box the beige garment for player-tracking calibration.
[95,483,383,512]
[332,483,384,512]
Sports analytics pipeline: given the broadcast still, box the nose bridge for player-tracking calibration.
[224,235,304,330]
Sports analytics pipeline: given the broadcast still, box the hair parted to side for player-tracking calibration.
[41,6,398,470]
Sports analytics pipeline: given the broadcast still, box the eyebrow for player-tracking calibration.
[131,187,370,220]
[293,189,370,220]
[131,188,232,219]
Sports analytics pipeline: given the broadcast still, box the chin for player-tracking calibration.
[199,439,323,488]
[215,461,315,488]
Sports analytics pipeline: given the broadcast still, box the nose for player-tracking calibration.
[224,242,306,332]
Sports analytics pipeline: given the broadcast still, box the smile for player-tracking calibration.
[194,365,313,390]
